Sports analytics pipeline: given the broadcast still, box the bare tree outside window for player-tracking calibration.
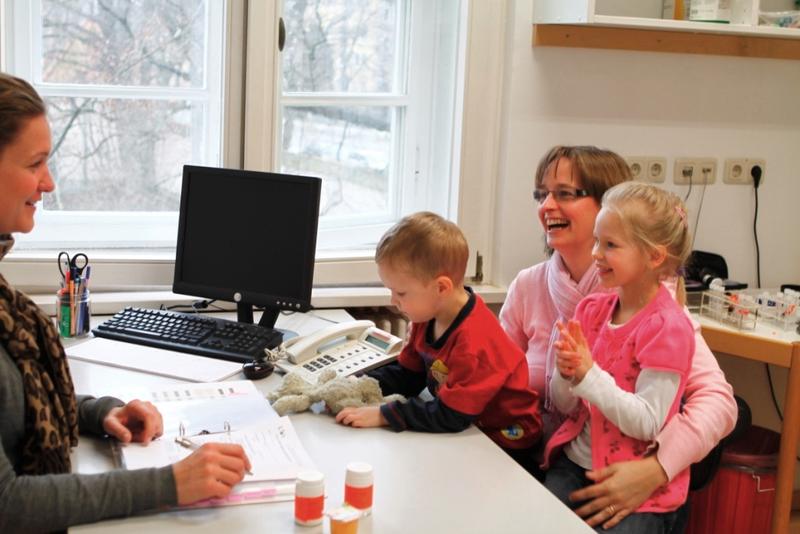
[40,0,209,212]
[280,0,401,219]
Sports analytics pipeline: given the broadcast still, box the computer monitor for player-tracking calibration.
[173,165,321,334]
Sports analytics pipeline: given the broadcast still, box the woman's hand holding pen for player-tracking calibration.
[554,319,594,384]
[103,399,163,444]
[172,443,252,506]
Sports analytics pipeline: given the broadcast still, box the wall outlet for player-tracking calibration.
[723,158,766,185]
[627,156,667,183]
[673,158,717,185]
[626,157,646,181]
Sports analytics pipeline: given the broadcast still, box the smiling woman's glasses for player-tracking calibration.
[532,187,591,205]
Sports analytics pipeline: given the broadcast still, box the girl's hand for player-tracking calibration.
[555,339,581,379]
[556,320,594,383]
[335,406,387,428]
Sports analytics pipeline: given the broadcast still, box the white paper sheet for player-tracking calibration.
[121,417,315,482]
[115,380,279,438]
[112,381,314,508]
[66,337,243,382]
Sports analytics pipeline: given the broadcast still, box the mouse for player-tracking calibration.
[243,360,274,380]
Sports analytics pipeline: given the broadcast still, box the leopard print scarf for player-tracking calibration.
[0,235,78,475]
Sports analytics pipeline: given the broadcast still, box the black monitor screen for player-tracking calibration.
[173,165,321,328]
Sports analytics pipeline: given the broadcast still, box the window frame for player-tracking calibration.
[1,0,508,296]
[4,0,229,250]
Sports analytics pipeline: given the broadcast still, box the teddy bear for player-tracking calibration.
[267,369,406,416]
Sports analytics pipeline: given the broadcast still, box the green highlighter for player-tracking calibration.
[58,299,71,337]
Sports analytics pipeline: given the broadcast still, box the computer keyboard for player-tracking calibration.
[92,307,282,363]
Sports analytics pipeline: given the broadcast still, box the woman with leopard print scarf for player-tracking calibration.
[0,73,252,532]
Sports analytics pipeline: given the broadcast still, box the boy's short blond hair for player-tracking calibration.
[375,211,468,284]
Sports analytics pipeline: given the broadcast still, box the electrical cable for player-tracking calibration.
[766,364,784,421]
[691,170,709,247]
[752,168,762,289]
[683,168,693,203]
[748,166,789,457]
[262,307,339,324]
[160,299,219,313]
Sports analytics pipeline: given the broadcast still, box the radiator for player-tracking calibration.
[346,306,409,339]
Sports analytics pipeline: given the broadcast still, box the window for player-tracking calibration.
[274,0,464,251]
[2,0,506,292]
[4,0,228,249]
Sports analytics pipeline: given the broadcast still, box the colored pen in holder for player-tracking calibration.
[57,281,91,338]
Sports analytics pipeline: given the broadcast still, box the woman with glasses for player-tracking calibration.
[0,72,251,532]
[500,145,736,531]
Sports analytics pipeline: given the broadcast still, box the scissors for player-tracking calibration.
[58,251,89,281]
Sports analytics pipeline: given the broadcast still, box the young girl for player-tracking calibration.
[543,181,694,532]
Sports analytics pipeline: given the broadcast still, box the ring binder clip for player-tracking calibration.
[178,420,232,439]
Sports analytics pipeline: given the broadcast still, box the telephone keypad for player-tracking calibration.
[277,332,400,382]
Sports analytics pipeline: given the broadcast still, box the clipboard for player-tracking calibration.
[112,382,316,508]
[118,416,315,482]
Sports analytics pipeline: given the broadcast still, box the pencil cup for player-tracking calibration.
[56,289,91,338]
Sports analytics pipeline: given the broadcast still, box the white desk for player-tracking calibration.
[66,311,590,533]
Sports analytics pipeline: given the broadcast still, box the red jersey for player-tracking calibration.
[396,292,542,449]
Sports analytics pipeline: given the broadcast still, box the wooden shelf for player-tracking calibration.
[534,23,800,60]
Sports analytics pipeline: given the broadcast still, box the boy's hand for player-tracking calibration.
[335,406,387,428]
[555,319,594,383]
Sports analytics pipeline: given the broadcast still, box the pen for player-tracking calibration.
[174,436,254,476]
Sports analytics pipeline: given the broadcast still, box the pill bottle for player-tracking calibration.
[328,505,361,534]
[344,462,373,515]
[295,470,325,526]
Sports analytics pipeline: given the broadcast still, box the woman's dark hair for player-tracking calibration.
[534,145,632,206]
[0,72,46,155]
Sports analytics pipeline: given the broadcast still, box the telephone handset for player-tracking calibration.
[275,320,403,382]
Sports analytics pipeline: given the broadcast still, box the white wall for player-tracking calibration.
[493,1,800,291]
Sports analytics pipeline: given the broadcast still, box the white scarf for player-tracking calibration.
[543,251,599,411]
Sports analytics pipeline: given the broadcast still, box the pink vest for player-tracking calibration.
[544,287,694,513]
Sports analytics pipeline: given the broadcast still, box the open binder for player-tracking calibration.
[115,381,316,507]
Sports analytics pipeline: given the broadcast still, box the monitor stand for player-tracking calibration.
[237,303,298,340]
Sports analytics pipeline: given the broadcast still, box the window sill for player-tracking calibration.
[3,248,383,293]
[31,284,508,316]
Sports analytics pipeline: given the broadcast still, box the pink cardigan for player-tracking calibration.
[499,255,737,481]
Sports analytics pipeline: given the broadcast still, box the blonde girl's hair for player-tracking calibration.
[0,72,46,156]
[602,182,692,303]
[375,211,469,285]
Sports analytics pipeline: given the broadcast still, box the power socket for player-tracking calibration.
[626,156,667,183]
[723,158,766,185]
[673,158,717,185]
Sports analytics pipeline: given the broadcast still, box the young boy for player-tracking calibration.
[335,212,542,473]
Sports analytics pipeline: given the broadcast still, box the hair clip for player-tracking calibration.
[675,205,688,225]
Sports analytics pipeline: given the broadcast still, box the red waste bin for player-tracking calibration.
[686,425,779,534]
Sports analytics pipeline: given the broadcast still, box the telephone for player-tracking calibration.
[275,320,403,383]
